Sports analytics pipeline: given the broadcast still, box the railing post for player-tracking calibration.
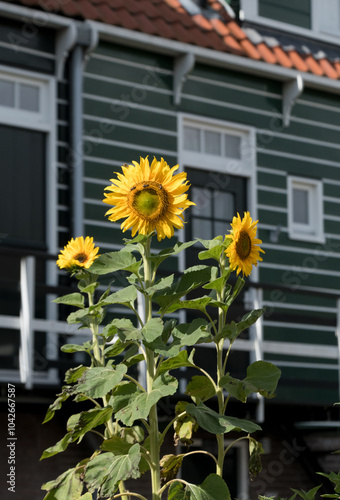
[137,290,147,390]
[251,287,265,423]
[336,297,340,402]
[19,256,35,389]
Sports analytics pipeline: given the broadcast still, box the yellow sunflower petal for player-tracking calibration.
[103,157,195,240]
[56,236,100,271]
[225,212,264,277]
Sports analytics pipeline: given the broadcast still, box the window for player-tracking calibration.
[180,118,254,177]
[0,67,55,249]
[187,168,246,241]
[240,0,340,39]
[287,177,324,243]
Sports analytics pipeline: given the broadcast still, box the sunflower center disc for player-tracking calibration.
[74,253,87,263]
[236,231,251,260]
[130,181,168,220]
[134,189,160,216]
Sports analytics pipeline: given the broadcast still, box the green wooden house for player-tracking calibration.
[1,0,340,497]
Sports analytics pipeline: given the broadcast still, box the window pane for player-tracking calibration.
[214,191,234,222]
[204,130,221,155]
[214,221,228,237]
[184,126,200,151]
[192,218,212,240]
[0,80,15,107]
[224,134,241,159]
[0,125,46,247]
[19,83,40,112]
[192,187,212,217]
[293,188,309,224]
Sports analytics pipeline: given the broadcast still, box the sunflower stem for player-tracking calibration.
[215,254,228,478]
[142,236,161,500]
[88,288,128,500]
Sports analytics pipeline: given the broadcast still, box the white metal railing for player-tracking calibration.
[1,255,340,396]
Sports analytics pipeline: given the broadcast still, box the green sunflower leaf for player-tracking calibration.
[74,365,127,398]
[41,467,83,499]
[115,374,177,426]
[186,375,216,403]
[109,318,141,342]
[243,360,281,399]
[100,285,137,306]
[186,402,261,434]
[158,349,195,375]
[87,251,138,275]
[150,241,196,269]
[145,319,210,357]
[53,292,85,308]
[42,387,72,424]
[215,308,265,343]
[40,432,72,460]
[168,474,231,500]
[165,296,212,314]
[85,445,141,497]
[153,266,217,314]
[141,317,164,343]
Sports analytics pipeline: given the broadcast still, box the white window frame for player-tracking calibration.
[0,66,58,386]
[0,65,57,253]
[287,176,324,243]
[240,0,340,44]
[178,114,256,179]
[178,113,257,278]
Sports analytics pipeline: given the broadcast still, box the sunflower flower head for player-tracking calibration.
[56,236,100,271]
[225,212,264,277]
[103,156,195,241]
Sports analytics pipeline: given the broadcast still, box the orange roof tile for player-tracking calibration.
[257,42,277,65]
[287,50,309,72]
[272,46,294,68]
[240,39,261,60]
[304,55,324,76]
[318,58,339,79]
[7,0,340,81]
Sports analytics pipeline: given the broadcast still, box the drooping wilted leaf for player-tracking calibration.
[160,454,183,484]
[249,437,265,480]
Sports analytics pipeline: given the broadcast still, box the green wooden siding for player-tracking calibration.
[83,43,178,252]
[259,0,311,28]
[83,40,340,406]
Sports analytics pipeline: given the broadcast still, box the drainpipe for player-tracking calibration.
[70,44,85,238]
[70,23,98,238]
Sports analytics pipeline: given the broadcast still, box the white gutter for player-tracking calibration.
[87,20,340,95]
[1,1,340,94]
[0,1,74,28]
[0,1,77,79]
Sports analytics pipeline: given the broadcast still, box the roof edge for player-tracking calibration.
[88,20,340,95]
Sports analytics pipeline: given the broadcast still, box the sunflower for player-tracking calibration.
[225,212,264,277]
[103,157,195,241]
[56,236,100,271]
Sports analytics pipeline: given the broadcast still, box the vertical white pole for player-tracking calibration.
[19,256,35,389]
[336,297,340,402]
[253,287,264,423]
[137,291,147,389]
